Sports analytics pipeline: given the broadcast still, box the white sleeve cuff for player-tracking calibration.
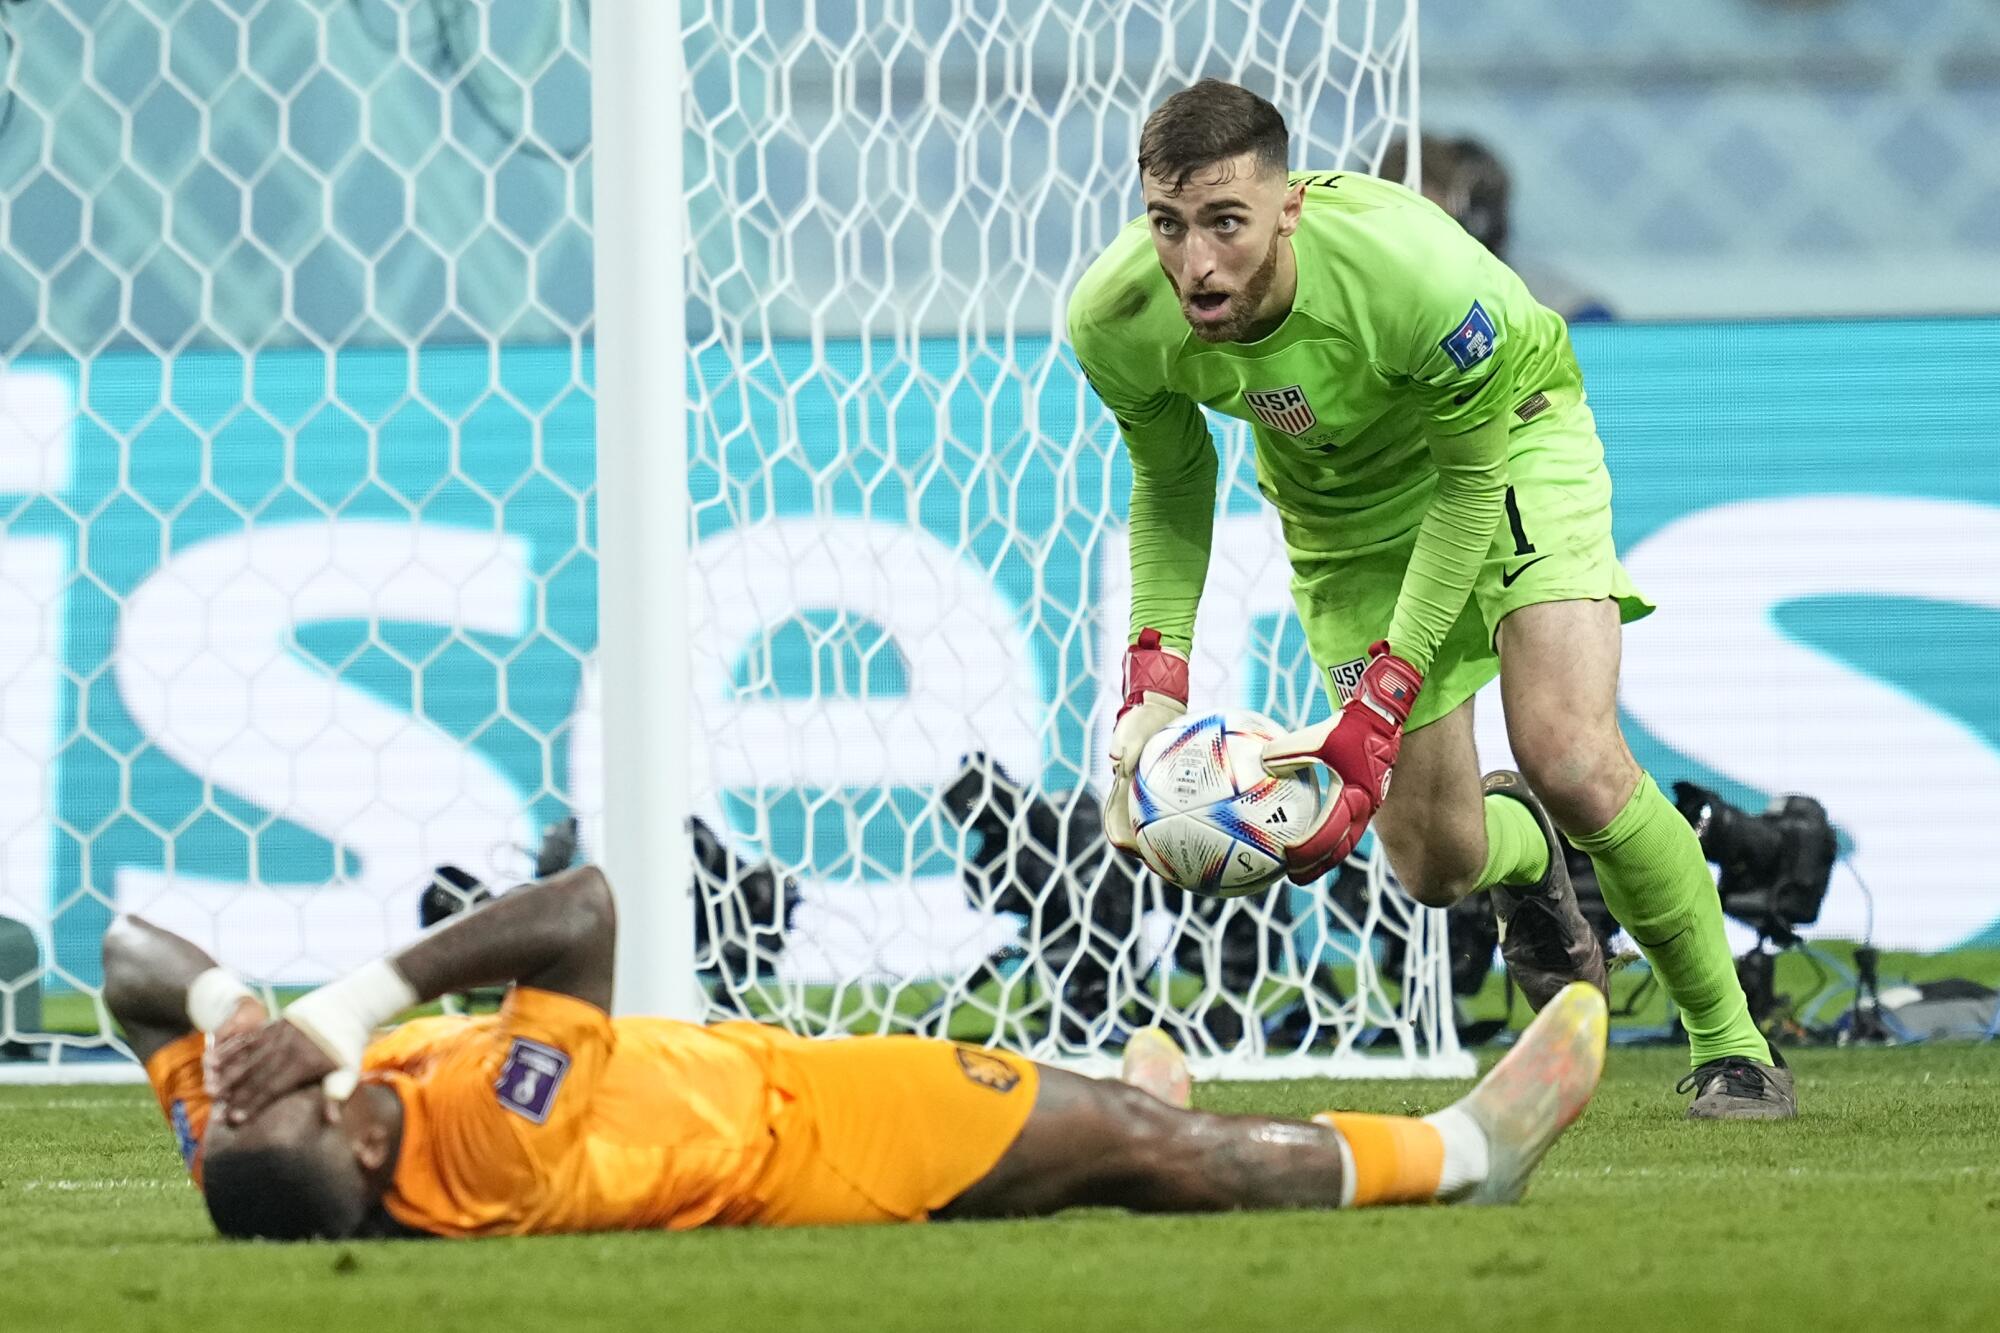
[185,967,259,1034]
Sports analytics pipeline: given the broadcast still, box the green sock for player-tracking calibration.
[1569,774,1772,1067]
[1477,794,1549,889]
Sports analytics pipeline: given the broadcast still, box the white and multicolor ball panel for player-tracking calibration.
[1130,711,1324,898]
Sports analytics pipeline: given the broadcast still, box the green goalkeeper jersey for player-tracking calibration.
[1067,170,1586,674]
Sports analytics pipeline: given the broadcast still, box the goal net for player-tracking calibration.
[0,0,1465,1081]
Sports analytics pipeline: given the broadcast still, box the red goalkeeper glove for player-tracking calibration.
[1104,629,1188,853]
[1260,641,1422,883]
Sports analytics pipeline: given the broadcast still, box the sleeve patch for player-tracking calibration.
[494,1037,571,1124]
[954,1046,1024,1093]
[1439,301,1499,371]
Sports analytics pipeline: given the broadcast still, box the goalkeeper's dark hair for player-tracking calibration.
[203,1144,364,1241]
[1138,79,1290,191]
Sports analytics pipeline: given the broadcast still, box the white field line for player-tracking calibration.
[1545,1163,2000,1183]
[0,1065,149,1087]
[0,1097,138,1112]
[14,1163,1998,1194]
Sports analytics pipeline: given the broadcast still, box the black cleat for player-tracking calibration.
[1482,771,1609,1012]
[1677,1049,1798,1121]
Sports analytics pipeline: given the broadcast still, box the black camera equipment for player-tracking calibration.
[1672,782,1837,945]
[686,815,801,1008]
[1670,781,1838,1030]
[939,753,1336,1053]
[1319,859,1501,1039]
[939,754,1143,1047]
[419,815,800,1012]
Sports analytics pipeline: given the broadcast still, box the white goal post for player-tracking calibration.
[0,0,1465,1083]
[590,0,699,1022]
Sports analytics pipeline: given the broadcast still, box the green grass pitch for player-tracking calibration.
[4,1044,1998,1332]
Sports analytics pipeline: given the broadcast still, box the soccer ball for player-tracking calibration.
[1129,711,1324,897]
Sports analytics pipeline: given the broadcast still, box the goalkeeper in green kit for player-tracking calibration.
[1069,80,1793,1119]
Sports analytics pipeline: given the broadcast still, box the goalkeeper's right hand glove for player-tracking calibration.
[1261,641,1421,883]
[1104,629,1188,853]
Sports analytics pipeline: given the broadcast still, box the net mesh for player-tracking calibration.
[0,0,1463,1080]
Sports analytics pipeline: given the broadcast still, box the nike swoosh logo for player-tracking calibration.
[1500,555,1550,588]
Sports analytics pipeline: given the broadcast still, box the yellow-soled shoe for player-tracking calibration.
[1453,981,1608,1205]
[1121,1026,1192,1109]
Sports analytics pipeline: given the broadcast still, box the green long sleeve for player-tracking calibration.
[1384,415,1509,674]
[1123,416,1217,652]
[1069,309,1219,653]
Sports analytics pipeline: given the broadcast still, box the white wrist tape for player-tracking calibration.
[185,967,259,1034]
[282,958,418,1100]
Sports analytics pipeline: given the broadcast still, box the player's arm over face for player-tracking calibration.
[102,915,273,1187]
[101,915,261,1064]
[391,863,617,1013]
[1068,283,1218,655]
[210,865,617,1123]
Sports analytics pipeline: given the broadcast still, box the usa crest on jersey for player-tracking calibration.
[1325,656,1367,704]
[1244,385,1317,436]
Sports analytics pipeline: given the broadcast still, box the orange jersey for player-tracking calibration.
[368,989,809,1236]
[144,1033,217,1185]
[144,987,1038,1238]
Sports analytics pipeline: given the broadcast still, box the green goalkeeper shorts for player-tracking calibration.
[1289,386,1654,733]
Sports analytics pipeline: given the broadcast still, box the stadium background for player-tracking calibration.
[0,0,1996,1006]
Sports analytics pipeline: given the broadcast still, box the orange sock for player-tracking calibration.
[1321,1113,1445,1206]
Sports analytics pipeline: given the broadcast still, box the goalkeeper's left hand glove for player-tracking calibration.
[1261,641,1422,883]
[1104,629,1188,853]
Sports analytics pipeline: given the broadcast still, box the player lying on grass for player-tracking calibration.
[103,864,1606,1241]
[1072,80,1793,1118]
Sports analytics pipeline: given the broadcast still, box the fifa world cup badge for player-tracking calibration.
[495,1037,572,1124]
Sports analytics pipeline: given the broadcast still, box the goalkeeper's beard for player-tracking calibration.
[1179,232,1283,344]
